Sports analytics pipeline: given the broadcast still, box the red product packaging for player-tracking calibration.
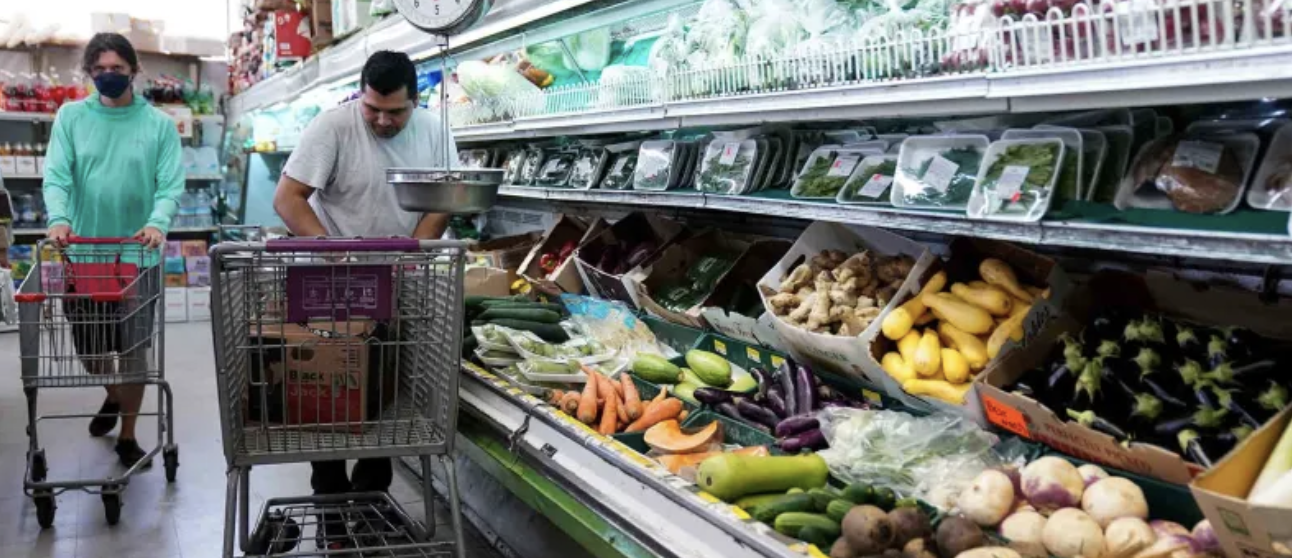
[273,10,312,59]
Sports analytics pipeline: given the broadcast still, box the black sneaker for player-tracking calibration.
[88,399,120,437]
[114,439,153,469]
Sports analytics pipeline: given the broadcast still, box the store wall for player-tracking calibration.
[2,2,230,42]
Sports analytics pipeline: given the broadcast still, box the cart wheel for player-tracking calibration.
[33,490,56,529]
[29,450,47,482]
[102,490,121,526]
[163,447,179,483]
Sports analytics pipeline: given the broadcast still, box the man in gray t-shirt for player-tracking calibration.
[272,50,454,551]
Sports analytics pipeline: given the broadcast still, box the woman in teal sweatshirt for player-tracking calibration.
[42,33,183,468]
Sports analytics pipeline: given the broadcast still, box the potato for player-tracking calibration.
[842,505,895,555]
[936,515,986,558]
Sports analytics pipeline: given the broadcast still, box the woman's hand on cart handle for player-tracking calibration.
[47,224,71,248]
[134,226,164,249]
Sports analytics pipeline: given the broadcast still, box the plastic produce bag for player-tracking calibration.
[816,408,1006,509]
[559,295,678,358]
[745,0,807,59]
[596,65,654,109]
[456,60,542,120]
[562,28,613,73]
[647,14,689,75]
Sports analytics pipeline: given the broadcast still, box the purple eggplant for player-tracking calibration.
[694,387,734,406]
[749,367,770,402]
[774,415,820,438]
[766,391,788,418]
[777,363,798,417]
[795,365,816,413]
[715,402,743,422]
[735,398,781,429]
[779,429,828,453]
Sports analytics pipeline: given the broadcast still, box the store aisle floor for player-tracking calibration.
[0,322,502,558]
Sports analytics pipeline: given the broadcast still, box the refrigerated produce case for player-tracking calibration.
[221,0,1292,556]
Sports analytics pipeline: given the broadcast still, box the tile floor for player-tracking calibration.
[0,322,501,558]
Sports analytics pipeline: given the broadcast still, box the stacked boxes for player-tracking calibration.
[163,240,212,322]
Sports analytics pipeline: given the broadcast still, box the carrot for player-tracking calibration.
[598,383,619,436]
[621,374,642,421]
[610,378,624,399]
[576,374,599,424]
[559,392,581,415]
[616,392,629,423]
[548,389,565,406]
[624,398,684,432]
[678,409,689,422]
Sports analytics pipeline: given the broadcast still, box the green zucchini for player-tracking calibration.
[485,319,569,343]
[825,499,854,522]
[480,301,566,313]
[733,492,786,512]
[479,308,562,324]
[773,512,839,539]
[841,483,874,505]
[752,493,814,524]
[872,486,897,511]
[807,488,837,513]
[796,526,838,550]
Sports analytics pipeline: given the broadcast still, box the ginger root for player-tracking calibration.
[877,255,915,284]
[788,293,817,323]
[769,292,800,314]
[806,272,834,330]
[828,276,860,306]
[833,252,873,284]
[779,264,813,293]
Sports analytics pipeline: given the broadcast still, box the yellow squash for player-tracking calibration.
[922,292,994,334]
[913,329,942,377]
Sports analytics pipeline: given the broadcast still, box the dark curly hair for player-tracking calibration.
[81,33,140,75]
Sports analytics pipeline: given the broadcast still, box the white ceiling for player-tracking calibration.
[3,0,232,42]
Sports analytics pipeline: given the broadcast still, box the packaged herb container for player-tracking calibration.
[1090,125,1133,202]
[838,155,899,204]
[516,147,545,186]
[967,138,1065,222]
[458,149,492,168]
[634,140,680,191]
[696,139,759,194]
[568,147,609,190]
[792,146,871,199]
[1003,127,1085,201]
[893,135,988,210]
[600,141,641,190]
[536,149,578,187]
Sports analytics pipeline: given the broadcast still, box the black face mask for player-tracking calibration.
[93,72,131,99]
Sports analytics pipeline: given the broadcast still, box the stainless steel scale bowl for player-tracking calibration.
[387,167,504,214]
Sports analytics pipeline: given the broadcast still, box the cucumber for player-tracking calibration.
[476,295,527,306]
[751,493,814,524]
[825,499,854,522]
[786,488,805,495]
[773,512,839,539]
[484,320,569,342]
[807,488,836,513]
[480,301,565,313]
[842,483,874,505]
[479,308,562,324]
[796,526,838,550]
[527,360,570,374]
[733,492,785,512]
[872,486,897,511]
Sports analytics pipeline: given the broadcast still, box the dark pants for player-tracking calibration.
[310,458,392,495]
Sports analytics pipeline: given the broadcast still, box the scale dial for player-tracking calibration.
[393,0,489,36]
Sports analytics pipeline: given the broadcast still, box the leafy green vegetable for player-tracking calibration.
[842,159,898,201]
[795,154,850,197]
[697,145,756,194]
[1055,150,1079,200]
[601,154,636,190]
[900,146,982,207]
[979,143,1061,215]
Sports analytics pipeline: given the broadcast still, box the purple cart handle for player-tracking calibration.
[266,238,421,252]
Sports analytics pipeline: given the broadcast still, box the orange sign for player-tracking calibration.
[982,394,1031,438]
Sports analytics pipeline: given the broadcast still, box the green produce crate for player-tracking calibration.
[641,315,705,356]
[689,332,785,372]
[681,410,779,453]
[1055,454,1203,527]
[611,431,650,454]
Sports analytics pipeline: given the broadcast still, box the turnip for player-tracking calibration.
[955,547,1023,558]
[1103,517,1156,558]
[1021,456,1085,514]
[1149,520,1190,539]
[1041,508,1105,558]
[1078,464,1110,487]
[1082,477,1149,528]
[999,510,1046,547]
[1190,520,1220,555]
[1130,534,1196,558]
[959,470,1016,527]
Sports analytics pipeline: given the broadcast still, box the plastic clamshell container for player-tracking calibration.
[567,147,609,190]
[823,130,865,144]
[697,139,760,194]
[792,147,875,200]
[504,329,617,366]
[471,325,517,353]
[837,154,899,205]
[517,360,588,384]
[1091,125,1133,202]
[515,148,545,186]
[475,347,523,368]
[1036,126,1107,201]
[634,140,679,191]
[760,136,784,191]
[967,138,1066,223]
[1115,132,1261,215]
[1247,122,1292,211]
[745,138,771,195]
[536,149,578,187]
[839,140,888,155]
[876,134,909,153]
[1003,127,1085,201]
[891,134,990,211]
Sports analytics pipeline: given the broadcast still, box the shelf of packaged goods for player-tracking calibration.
[457,363,806,558]
[0,112,53,123]
[498,189,1292,265]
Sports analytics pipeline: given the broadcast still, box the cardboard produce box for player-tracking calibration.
[574,213,686,309]
[700,239,792,351]
[1192,407,1292,558]
[870,237,1070,421]
[756,221,934,387]
[977,270,1292,485]
[519,215,606,296]
[634,229,756,329]
[245,320,394,432]
[468,231,543,273]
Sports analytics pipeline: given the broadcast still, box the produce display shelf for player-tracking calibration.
[457,361,808,558]
[0,112,54,123]
[499,188,1292,265]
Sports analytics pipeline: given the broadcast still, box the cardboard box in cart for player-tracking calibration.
[1192,407,1292,558]
[977,270,1292,486]
[574,213,686,309]
[871,237,1071,422]
[519,215,607,296]
[756,221,935,388]
[633,229,758,330]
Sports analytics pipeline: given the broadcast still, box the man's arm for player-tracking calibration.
[273,175,329,237]
[412,213,449,239]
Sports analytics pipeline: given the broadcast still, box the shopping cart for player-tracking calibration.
[15,237,178,528]
[211,238,468,558]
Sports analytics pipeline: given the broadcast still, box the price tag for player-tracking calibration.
[922,155,959,193]
[718,142,741,165]
[995,165,1030,202]
[745,346,761,363]
[827,154,861,177]
[771,355,785,368]
[1117,0,1160,47]
[15,157,36,176]
[982,394,1031,438]
[857,174,894,198]
[1172,140,1223,174]
[713,339,727,355]
[0,156,16,175]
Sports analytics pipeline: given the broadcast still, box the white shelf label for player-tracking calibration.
[1172,140,1223,174]
[857,174,894,198]
[828,154,861,177]
[15,157,36,176]
[1117,0,1160,46]
[718,142,741,165]
[0,156,15,175]
[996,165,1030,202]
[923,155,959,193]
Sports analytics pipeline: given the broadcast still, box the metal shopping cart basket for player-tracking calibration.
[15,237,178,528]
[211,238,468,558]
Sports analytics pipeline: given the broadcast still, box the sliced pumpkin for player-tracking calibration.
[654,446,771,475]
[643,420,724,454]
